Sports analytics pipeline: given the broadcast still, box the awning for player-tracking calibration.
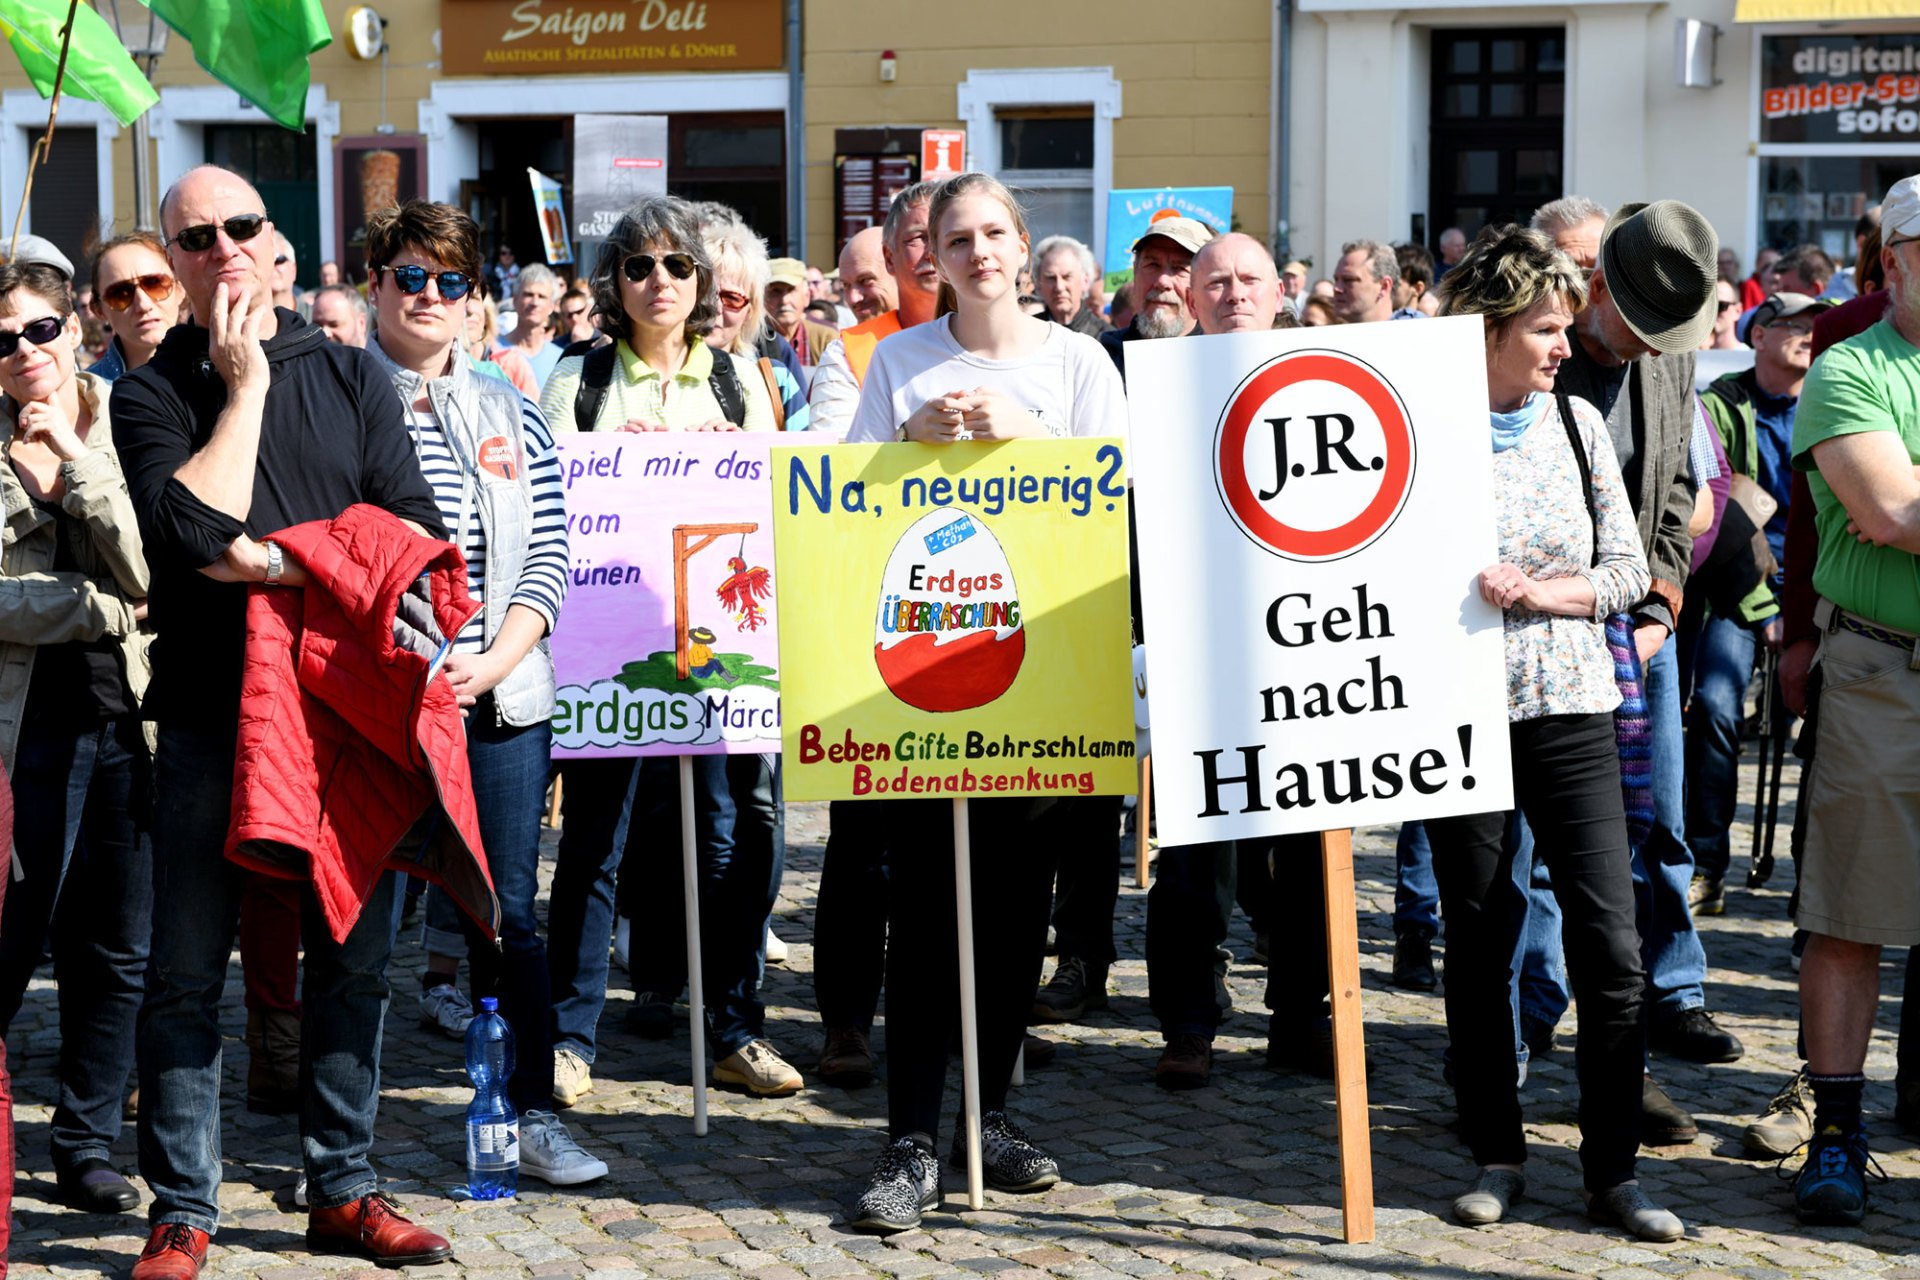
[1736,0,1920,21]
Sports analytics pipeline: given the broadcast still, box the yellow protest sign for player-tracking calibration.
[772,439,1137,802]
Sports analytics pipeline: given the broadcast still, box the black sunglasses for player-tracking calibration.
[373,264,473,302]
[0,314,65,357]
[167,213,268,254]
[622,252,696,283]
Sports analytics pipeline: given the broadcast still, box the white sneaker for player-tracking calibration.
[420,983,474,1040]
[293,1172,308,1208]
[552,1047,593,1108]
[519,1110,609,1185]
[765,926,788,966]
[613,918,631,973]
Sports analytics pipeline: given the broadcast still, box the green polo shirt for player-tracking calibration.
[1793,317,1920,632]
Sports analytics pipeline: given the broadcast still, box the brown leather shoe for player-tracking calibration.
[818,1026,875,1087]
[130,1222,209,1279]
[1155,1033,1212,1090]
[307,1192,451,1267]
[246,1008,300,1115]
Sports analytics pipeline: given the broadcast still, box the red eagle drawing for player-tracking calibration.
[716,555,772,632]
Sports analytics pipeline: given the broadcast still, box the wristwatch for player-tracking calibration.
[264,540,284,585]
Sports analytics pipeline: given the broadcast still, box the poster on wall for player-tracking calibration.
[528,168,573,265]
[333,136,426,284]
[1125,318,1512,846]
[1103,187,1233,273]
[572,114,668,270]
[550,434,780,758]
[772,439,1136,802]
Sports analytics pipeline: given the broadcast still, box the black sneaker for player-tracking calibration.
[850,1136,940,1232]
[1392,930,1438,991]
[948,1110,1060,1192]
[1897,1076,1920,1137]
[1267,1015,1336,1079]
[1790,1124,1882,1226]
[1649,1007,1744,1064]
[1030,956,1107,1023]
[1641,1075,1698,1146]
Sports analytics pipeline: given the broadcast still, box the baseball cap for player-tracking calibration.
[768,257,808,289]
[1598,200,1719,354]
[1131,216,1215,258]
[1882,175,1920,244]
[1745,291,1833,345]
[8,233,73,280]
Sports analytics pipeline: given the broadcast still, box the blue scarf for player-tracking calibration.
[1490,391,1549,453]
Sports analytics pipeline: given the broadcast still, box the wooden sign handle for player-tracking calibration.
[1320,828,1374,1244]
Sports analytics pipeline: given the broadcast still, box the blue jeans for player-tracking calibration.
[1684,612,1759,883]
[138,725,398,1232]
[548,756,642,1064]
[1394,822,1441,936]
[0,716,149,1170]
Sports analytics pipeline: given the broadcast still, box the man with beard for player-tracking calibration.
[1097,217,1214,377]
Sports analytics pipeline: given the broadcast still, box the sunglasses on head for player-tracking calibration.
[100,273,175,311]
[0,314,65,357]
[373,264,473,301]
[167,213,268,254]
[622,252,696,283]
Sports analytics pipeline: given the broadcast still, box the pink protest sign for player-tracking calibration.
[550,433,780,757]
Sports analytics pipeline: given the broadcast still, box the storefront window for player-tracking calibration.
[997,110,1095,249]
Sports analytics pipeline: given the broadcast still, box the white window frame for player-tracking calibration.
[957,67,1122,263]
[0,91,117,244]
[152,84,339,254]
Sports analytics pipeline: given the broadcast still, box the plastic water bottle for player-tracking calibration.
[464,996,518,1199]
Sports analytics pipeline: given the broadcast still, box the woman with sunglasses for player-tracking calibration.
[0,258,154,1216]
[360,200,607,1187]
[540,196,798,1111]
[703,214,809,430]
[85,232,180,381]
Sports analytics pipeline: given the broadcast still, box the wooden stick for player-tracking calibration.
[9,0,80,260]
[953,797,983,1209]
[1320,828,1373,1244]
[680,755,708,1136]
[1136,754,1152,889]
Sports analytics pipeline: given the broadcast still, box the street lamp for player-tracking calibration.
[99,0,170,230]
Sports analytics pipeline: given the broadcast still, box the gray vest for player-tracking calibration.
[372,341,557,727]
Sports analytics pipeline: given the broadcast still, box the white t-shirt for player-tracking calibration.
[845,315,1127,443]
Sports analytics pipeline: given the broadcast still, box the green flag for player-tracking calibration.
[147,0,329,132]
[0,0,158,128]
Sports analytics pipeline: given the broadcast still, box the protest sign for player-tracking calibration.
[572,114,667,268]
[1103,186,1233,272]
[550,433,779,758]
[771,439,1135,803]
[1126,318,1512,847]
[528,168,573,265]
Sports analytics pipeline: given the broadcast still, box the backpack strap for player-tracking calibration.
[755,356,786,430]
[573,344,619,433]
[707,350,748,428]
[1556,389,1600,569]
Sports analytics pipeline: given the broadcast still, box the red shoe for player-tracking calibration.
[306,1192,451,1267]
[130,1223,209,1279]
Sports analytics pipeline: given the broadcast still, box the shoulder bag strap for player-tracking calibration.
[707,351,748,428]
[1557,389,1600,569]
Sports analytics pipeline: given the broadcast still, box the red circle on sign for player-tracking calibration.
[1214,351,1415,561]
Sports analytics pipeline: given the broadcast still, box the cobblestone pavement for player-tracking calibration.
[13,752,1920,1279]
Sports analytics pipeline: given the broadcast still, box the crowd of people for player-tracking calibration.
[0,153,1914,1277]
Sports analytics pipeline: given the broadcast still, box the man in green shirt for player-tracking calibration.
[1788,173,1920,1228]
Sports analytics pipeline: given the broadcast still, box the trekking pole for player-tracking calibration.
[1760,650,1788,881]
[1748,646,1780,889]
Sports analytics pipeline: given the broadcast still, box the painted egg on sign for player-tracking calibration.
[874,510,1025,712]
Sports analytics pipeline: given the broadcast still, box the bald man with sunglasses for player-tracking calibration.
[110,164,450,1279]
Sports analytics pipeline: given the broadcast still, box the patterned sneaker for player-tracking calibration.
[520,1110,609,1185]
[850,1136,939,1233]
[419,983,474,1041]
[1790,1124,1882,1226]
[552,1048,593,1108]
[948,1110,1060,1193]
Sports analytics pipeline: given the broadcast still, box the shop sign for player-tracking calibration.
[921,129,965,179]
[441,0,784,76]
[1761,34,1920,144]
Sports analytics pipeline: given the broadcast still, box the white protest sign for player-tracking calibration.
[1126,317,1512,845]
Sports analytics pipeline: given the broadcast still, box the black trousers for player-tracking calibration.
[1049,795,1123,968]
[884,797,1060,1143]
[813,800,891,1032]
[1427,712,1646,1193]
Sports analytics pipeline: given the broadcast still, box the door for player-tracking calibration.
[1429,29,1565,247]
[205,125,320,288]
[29,124,97,272]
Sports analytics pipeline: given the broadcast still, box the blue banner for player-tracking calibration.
[1104,187,1234,272]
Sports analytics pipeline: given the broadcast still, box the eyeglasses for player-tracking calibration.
[166,213,268,254]
[1717,299,1740,313]
[0,314,65,357]
[622,252,696,283]
[100,273,176,311]
[273,255,289,267]
[717,289,750,310]
[372,264,473,302]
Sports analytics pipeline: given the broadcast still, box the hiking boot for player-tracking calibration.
[628,991,675,1039]
[1792,1125,1880,1226]
[1649,1007,1744,1064]
[1031,956,1107,1023]
[714,1039,803,1096]
[1453,1167,1524,1226]
[1392,929,1438,991]
[1641,1075,1697,1146]
[130,1223,209,1280]
[948,1109,1060,1192]
[849,1135,939,1233]
[419,982,474,1041]
[818,1027,876,1088]
[1155,1033,1213,1090]
[1743,1068,1814,1158]
[520,1110,609,1185]
[245,1007,300,1116]
[1688,875,1726,917]
[1268,1016,1336,1079]
[1586,1183,1684,1242]
[306,1192,451,1266]
[552,1048,593,1108]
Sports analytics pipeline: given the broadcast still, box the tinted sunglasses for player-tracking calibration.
[100,273,176,311]
[373,264,473,301]
[0,314,65,357]
[167,213,268,253]
[717,288,750,310]
[622,252,695,283]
